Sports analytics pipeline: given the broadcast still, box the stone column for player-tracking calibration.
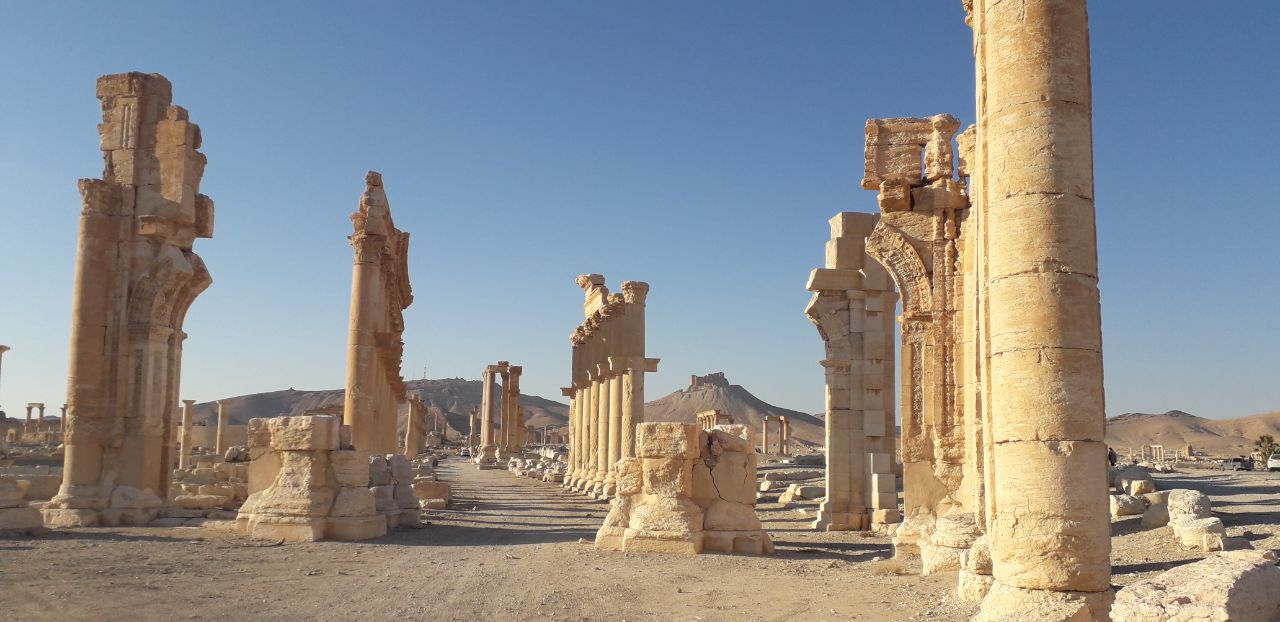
[178,399,195,469]
[761,417,771,455]
[593,364,611,497]
[619,281,652,459]
[477,366,499,464]
[503,366,523,454]
[604,371,623,496]
[59,404,67,432]
[970,0,1110,616]
[780,417,790,456]
[215,400,228,454]
[24,404,34,433]
[0,346,8,410]
[467,407,477,450]
[344,227,382,453]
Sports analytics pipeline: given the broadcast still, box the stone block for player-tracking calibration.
[392,484,418,509]
[268,416,339,451]
[622,528,702,555]
[1110,494,1145,518]
[387,454,413,484]
[411,480,451,502]
[1168,489,1212,520]
[864,415,887,438]
[370,485,396,512]
[368,456,392,486]
[636,423,702,459]
[829,211,877,239]
[173,494,225,510]
[703,499,762,532]
[1141,503,1170,528]
[0,505,45,534]
[325,516,387,541]
[870,473,895,497]
[613,458,643,496]
[421,499,447,509]
[866,452,892,474]
[1173,517,1226,551]
[329,488,376,517]
[806,268,863,292]
[1111,551,1280,622]
[642,457,693,497]
[247,516,326,542]
[871,508,902,525]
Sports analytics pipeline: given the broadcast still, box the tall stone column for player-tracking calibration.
[582,379,599,492]
[970,0,1110,616]
[593,363,613,498]
[807,212,874,532]
[59,404,67,433]
[215,401,228,454]
[178,399,195,469]
[604,371,623,496]
[761,418,771,455]
[476,365,499,465]
[24,404,34,433]
[619,281,652,459]
[502,366,523,454]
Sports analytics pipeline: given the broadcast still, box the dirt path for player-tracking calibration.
[0,458,971,622]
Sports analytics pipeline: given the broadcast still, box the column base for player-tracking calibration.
[812,506,868,532]
[974,581,1113,622]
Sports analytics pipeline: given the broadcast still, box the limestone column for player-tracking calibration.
[619,281,652,459]
[477,366,499,464]
[604,370,623,496]
[761,417,771,454]
[503,366,523,454]
[59,404,67,433]
[467,407,477,450]
[178,399,195,469]
[215,401,228,454]
[344,229,383,453]
[593,364,611,497]
[24,404,33,433]
[971,0,1110,614]
[582,378,598,492]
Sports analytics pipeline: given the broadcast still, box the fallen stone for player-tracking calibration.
[1111,551,1280,622]
[1110,493,1145,518]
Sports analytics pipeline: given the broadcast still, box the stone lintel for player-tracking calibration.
[807,268,863,293]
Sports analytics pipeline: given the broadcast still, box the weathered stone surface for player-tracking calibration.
[1111,552,1280,622]
[636,423,701,460]
[1141,503,1170,528]
[1110,494,1145,518]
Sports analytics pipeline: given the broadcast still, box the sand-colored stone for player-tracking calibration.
[807,211,900,533]
[343,171,413,455]
[565,277,656,499]
[1111,551,1280,622]
[236,415,385,542]
[46,73,215,528]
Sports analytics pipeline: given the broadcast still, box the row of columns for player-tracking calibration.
[563,276,657,499]
[473,361,525,465]
[760,415,791,456]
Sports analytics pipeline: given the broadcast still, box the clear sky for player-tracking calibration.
[1,1,1278,421]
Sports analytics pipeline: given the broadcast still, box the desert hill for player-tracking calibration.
[1105,409,1280,456]
[195,372,824,448]
[644,373,825,447]
[190,378,569,441]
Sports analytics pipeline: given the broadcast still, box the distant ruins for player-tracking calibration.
[564,276,657,498]
[343,171,413,455]
[45,72,215,528]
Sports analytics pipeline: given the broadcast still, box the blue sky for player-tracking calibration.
[1,2,1277,420]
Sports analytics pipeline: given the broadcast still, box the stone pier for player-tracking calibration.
[968,0,1111,617]
[46,72,215,528]
[342,171,413,455]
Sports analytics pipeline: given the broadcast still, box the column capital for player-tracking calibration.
[621,281,650,305]
[820,358,854,370]
[181,399,196,406]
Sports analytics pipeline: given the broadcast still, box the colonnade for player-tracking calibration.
[563,276,657,499]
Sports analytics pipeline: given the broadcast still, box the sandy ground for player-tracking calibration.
[1,462,1276,622]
